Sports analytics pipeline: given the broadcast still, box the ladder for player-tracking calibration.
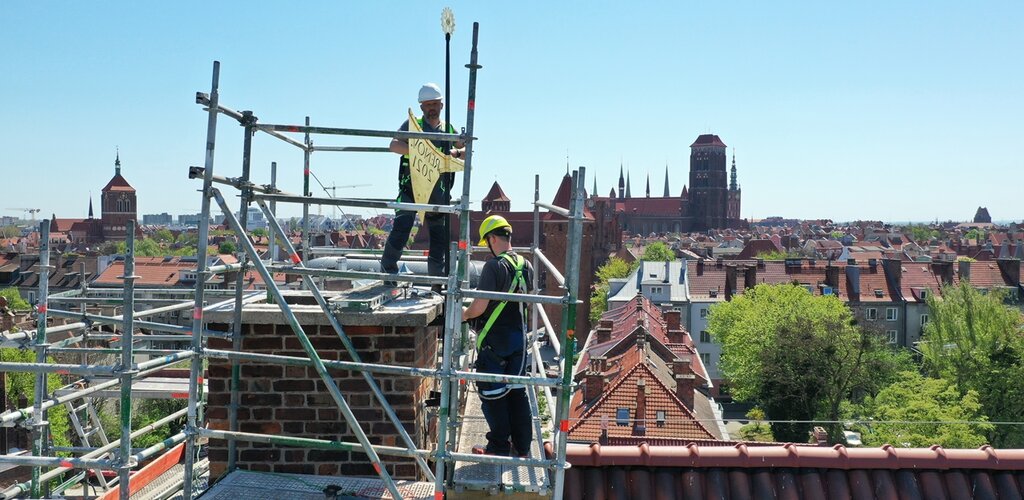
[65,394,113,489]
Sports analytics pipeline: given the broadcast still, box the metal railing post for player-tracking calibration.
[227,109,257,472]
[183,60,220,500]
[118,220,139,500]
[550,168,585,500]
[30,219,52,497]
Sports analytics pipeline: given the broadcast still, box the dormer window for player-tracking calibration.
[656,411,666,427]
[615,408,629,426]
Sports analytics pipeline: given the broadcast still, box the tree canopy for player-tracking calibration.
[707,283,908,442]
[0,287,30,310]
[920,282,1024,447]
[856,370,991,448]
[640,242,675,262]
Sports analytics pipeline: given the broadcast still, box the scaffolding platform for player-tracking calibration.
[453,386,549,495]
[54,377,207,400]
[200,470,434,500]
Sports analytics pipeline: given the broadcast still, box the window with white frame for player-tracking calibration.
[886,330,898,344]
[650,286,662,294]
[865,308,877,320]
[700,330,711,343]
[921,314,929,325]
[656,411,666,427]
[886,307,898,321]
[700,353,710,365]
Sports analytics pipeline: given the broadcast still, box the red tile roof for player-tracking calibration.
[567,361,715,443]
[94,257,192,286]
[690,134,727,148]
[553,443,1024,500]
[102,173,135,192]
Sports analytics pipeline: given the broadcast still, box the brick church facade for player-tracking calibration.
[51,152,139,246]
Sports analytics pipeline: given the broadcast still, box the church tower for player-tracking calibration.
[100,151,138,241]
[687,134,728,230]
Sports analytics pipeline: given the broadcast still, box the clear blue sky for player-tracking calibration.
[2,2,1021,224]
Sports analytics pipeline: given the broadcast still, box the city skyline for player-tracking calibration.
[2,2,1021,223]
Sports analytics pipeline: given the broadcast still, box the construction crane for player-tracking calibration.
[6,208,40,221]
[320,183,371,219]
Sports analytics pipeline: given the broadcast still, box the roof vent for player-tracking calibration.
[874,289,884,298]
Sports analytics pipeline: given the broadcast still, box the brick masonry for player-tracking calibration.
[205,319,440,480]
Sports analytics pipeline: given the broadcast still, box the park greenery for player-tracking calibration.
[709,281,1024,447]
[754,249,803,261]
[1,347,72,451]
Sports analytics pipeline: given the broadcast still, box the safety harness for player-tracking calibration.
[476,252,528,350]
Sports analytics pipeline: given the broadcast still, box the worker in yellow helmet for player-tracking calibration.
[462,215,535,457]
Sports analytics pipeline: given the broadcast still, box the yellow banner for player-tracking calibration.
[408,108,463,220]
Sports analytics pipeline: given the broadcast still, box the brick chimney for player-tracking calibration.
[664,310,685,344]
[868,259,878,273]
[743,266,757,290]
[596,319,613,344]
[633,378,646,436]
[825,265,840,289]
[724,265,737,301]
[845,265,861,301]
[931,261,954,285]
[673,358,696,410]
[599,415,609,445]
[585,358,606,405]
[812,426,829,446]
[696,259,704,276]
[883,259,902,294]
[997,258,1021,287]
[959,260,971,283]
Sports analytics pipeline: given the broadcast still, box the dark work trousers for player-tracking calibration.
[476,338,533,456]
[381,211,448,276]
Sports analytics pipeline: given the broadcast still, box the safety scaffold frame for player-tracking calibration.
[0,22,585,500]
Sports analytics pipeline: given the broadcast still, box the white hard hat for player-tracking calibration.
[418,83,443,103]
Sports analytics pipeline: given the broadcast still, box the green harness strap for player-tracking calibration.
[476,253,527,350]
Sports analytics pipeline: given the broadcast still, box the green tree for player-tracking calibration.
[708,283,908,442]
[751,250,802,261]
[0,226,19,238]
[589,257,637,323]
[906,224,939,242]
[251,228,267,238]
[0,287,30,310]
[218,241,237,255]
[153,228,175,244]
[1,348,72,451]
[920,282,1024,447]
[857,371,991,448]
[640,242,675,262]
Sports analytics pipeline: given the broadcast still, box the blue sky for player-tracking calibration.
[2,2,1021,224]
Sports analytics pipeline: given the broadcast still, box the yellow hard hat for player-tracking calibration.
[478,215,512,245]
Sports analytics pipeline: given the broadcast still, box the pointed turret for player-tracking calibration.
[730,151,738,191]
[593,174,598,198]
[681,184,688,199]
[88,196,94,219]
[663,164,670,197]
[645,172,651,198]
[115,148,121,176]
[618,163,625,201]
[625,171,632,198]
[609,187,616,198]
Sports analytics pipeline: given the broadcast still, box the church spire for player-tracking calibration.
[618,161,625,201]
[645,172,651,198]
[593,174,597,198]
[730,150,738,191]
[663,163,670,197]
[625,171,632,198]
[88,194,94,219]
[115,148,121,176]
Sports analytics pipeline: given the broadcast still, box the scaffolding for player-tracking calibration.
[0,22,585,499]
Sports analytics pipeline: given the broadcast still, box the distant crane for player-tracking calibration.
[6,208,40,222]
[320,184,371,218]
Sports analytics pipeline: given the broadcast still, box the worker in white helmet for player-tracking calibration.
[383,83,466,279]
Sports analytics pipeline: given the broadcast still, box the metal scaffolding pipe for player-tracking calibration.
[46,309,227,338]
[195,92,307,150]
[534,248,566,287]
[198,428,427,459]
[309,146,390,153]
[117,220,140,500]
[534,201,570,217]
[255,123,470,143]
[0,362,114,376]
[0,407,189,499]
[30,218,52,497]
[266,263,448,286]
[534,303,561,355]
[254,193,460,214]
[462,288,568,305]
